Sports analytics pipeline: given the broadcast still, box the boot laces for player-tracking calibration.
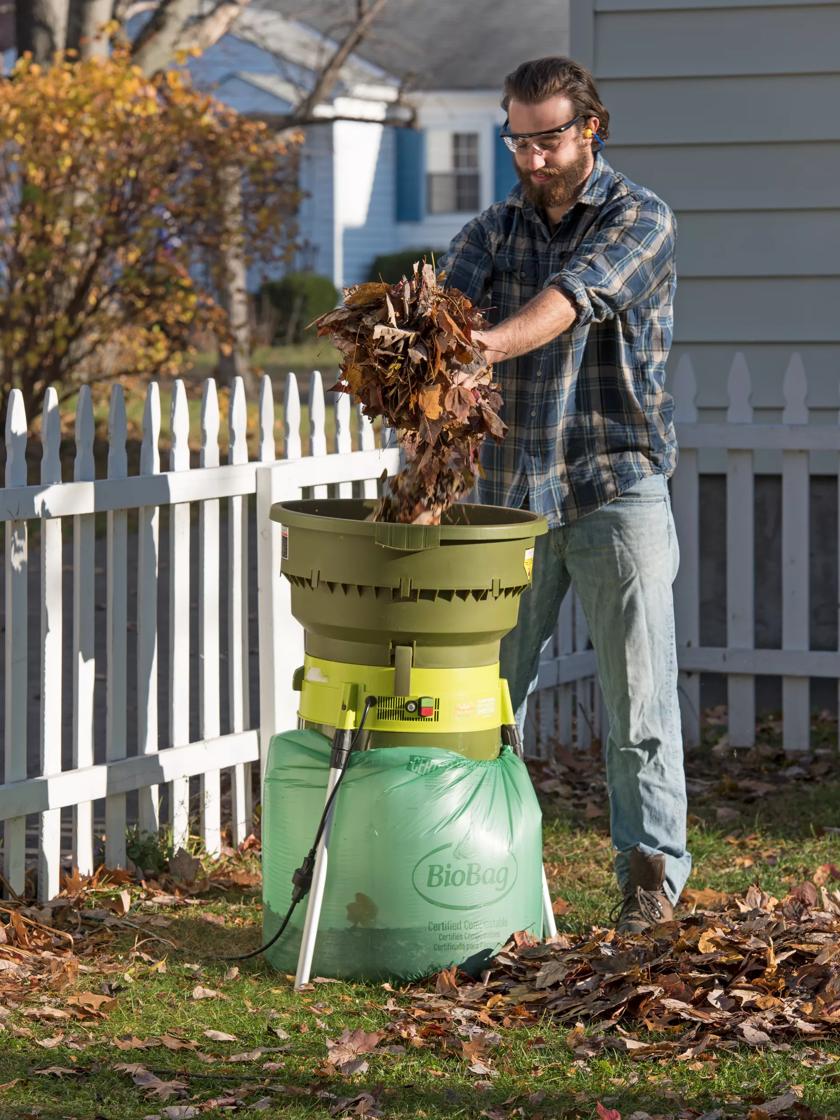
[610,886,665,927]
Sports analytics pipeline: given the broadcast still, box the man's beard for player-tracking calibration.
[516,148,592,210]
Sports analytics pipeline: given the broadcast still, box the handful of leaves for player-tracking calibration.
[314,261,506,524]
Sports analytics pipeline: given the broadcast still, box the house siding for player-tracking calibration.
[572,0,840,708]
[571,0,840,420]
[297,125,335,283]
[332,118,398,286]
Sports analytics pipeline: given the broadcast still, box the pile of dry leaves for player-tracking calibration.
[0,840,262,1004]
[395,881,840,1066]
[314,261,505,524]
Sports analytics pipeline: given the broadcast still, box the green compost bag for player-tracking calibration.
[261,729,544,982]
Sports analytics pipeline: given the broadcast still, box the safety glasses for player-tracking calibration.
[500,115,582,155]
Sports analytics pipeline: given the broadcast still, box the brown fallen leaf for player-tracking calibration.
[159,1034,199,1052]
[435,966,459,996]
[114,1062,187,1100]
[66,991,115,1018]
[169,848,202,885]
[35,1034,64,1049]
[33,1066,79,1077]
[113,1035,155,1050]
[682,887,731,910]
[203,1029,238,1042]
[191,985,224,1000]
[325,1028,385,1076]
[596,1104,621,1120]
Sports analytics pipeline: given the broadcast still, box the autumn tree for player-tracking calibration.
[0,49,300,419]
[4,0,398,397]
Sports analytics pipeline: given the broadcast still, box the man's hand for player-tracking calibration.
[474,286,577,363]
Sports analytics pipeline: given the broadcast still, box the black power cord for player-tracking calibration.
[223,696,377,963]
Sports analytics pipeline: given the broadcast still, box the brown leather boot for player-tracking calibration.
[612,848,674,934]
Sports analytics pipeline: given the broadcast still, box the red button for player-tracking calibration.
[419,705,434,718]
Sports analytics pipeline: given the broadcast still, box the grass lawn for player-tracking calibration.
[0,734,838,1120]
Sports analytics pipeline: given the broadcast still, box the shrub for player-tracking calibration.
[0,50,300,420]
[258,272,339,343]
[367,248,446,284]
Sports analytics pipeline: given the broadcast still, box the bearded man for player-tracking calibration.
[444,56,691,933]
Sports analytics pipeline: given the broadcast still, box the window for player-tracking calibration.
[426,131,480,214]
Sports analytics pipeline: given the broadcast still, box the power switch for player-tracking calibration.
[418,697,435,718]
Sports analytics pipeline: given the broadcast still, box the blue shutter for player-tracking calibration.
[493,126,517,201]
[395,128,425,222]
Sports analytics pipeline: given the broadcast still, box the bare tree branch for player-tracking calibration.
[290,0,389,123]
[172,0,250,55]
[113,0,159,21]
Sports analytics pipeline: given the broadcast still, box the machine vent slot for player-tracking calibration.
[375,697,440,722]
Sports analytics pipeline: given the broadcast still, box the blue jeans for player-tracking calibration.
[503,474,691,904]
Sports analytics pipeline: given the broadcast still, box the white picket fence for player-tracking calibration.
[0,357,836,898]
[531,352,840,757]
[0,372,398,900]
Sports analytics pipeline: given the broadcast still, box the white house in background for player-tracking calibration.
[192,0,570,288]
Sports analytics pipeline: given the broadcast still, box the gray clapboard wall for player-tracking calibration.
[571,0,840,418]
[571,0,840,714]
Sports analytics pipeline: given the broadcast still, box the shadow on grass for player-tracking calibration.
[0,1053,836,1120]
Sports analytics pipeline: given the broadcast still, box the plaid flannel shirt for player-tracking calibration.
[443,154,678,527]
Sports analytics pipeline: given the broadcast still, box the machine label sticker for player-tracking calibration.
[454,701,475,721]
[412,840,518,911]
[476,697,496,718]
[524,547,534,581]
[281,526,289,560]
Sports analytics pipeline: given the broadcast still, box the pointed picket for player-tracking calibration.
[725,355,755,747]
[309,371,328,498]
[284,373,302,461]
[557,594,575,752]
[670,355,701,746]
[4,390,28,895]
[106,385,129,869]
[137,383,161,835]
[335,392,353,498]
[72,386,96,876]
[39,390,62,900]
[781,354,810,752]
[227,377,251,844]
[573,594,592,751]
[198,380,221,855]
[358,407,378,500]
[259,375,276,464]
[168,381,191,850]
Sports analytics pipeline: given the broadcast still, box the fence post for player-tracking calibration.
[198,381,222,856]
[310,371,328,499]
[227,377,251,843]
[671,355,701,747]
[726,355,756,747]
[781,355,810,752]
[137,383,161,836]
[39,390,63,900]
[72,386,96,875]
[4,391,28,896]
[106,386,129,869]
[168,381,191,850]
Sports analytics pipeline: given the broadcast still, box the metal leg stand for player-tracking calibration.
[294,729,353,990]
[503,724,557,940]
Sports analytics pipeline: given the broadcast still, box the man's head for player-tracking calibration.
[500,57,609,214]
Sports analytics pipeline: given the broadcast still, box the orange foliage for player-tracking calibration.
[0,50,301,417]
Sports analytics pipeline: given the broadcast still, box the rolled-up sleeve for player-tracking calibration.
[545,197,676,325]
